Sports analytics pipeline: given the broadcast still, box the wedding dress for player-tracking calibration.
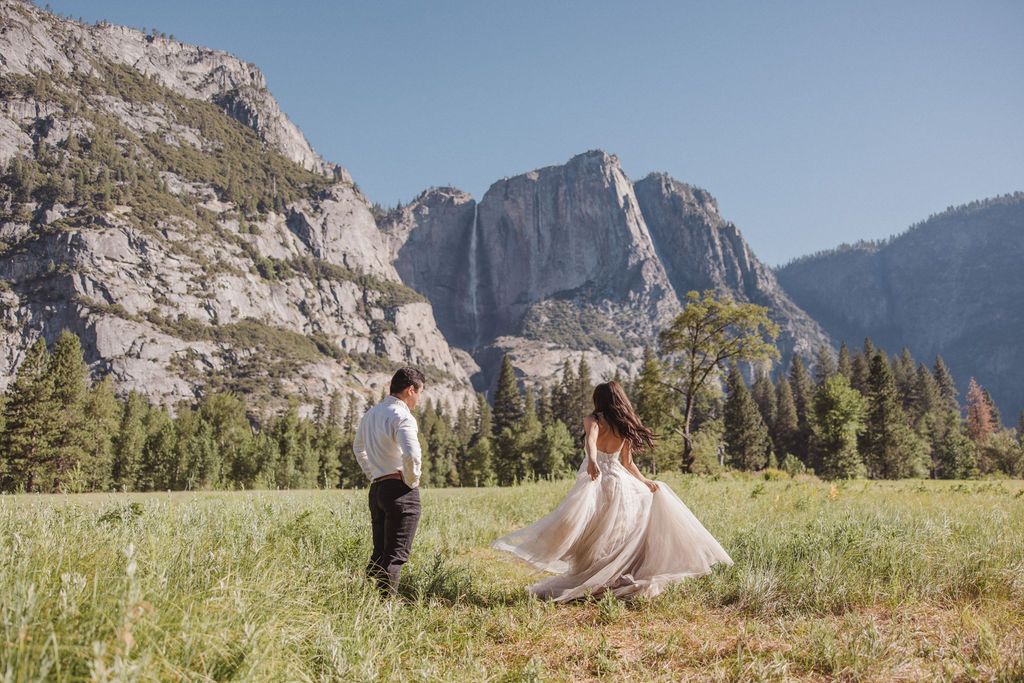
[491,445,733,602]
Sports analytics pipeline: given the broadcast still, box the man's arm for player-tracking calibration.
[352,416,373,481]
[395,414,422,488]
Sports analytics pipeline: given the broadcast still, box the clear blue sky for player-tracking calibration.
[46,0,1024,265]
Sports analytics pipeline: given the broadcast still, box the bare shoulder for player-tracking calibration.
[583,414,599,433]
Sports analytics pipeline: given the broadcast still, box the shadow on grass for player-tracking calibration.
[396,552,533,608]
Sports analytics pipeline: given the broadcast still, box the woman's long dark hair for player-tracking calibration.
[591,381,657,453]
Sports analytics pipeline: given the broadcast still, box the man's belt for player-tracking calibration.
[372,472,403,483]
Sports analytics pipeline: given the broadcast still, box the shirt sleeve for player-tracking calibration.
[352,415,372,481]
[395,413,422,488]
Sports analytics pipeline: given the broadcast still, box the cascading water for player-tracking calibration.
[468,202,480,350]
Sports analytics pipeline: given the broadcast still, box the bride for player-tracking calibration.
[491,381,733,601]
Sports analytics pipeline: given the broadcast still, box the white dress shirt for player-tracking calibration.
[353,395,422,488]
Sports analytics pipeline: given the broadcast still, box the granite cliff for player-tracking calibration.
[0,0,473,414]
[776,193,1024,418]
[380,151,831,392]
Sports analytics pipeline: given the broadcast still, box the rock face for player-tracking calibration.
[633,174,827,361]
[0,0,341,178]
[382,151,831,392]
[0,0,473,414]
[776,193,1024,418]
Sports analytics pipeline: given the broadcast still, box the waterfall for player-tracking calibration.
[468,202,480,350]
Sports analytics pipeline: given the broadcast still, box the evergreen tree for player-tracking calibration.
[788,354,814,466]
[892,348,917,412]
[575,356,593,423]
[812,345,836,386]
[0,338,56,491]
[473,393,492,445]
[981,389,1002,429]
[932,356,958,412]
[750,369,777,432]
[633,346,668,431]
[773,377,799,462]
[552,359,576,429]
[174,403,217,490]
[1017,411,1024,443]
[461,435,494,486]
[910,363,940,422]
[809,375,866,479]
[932,411,978,479]
[722,365,770,470]
[536,420,576,478]
[139,405,177,490]
[492,354,522,437]
[112,390,147,490]
[80,377,120,490]
[965,378,997,445]
[861,353,928,478]
[837,341,853,380]
[45,331,90,491]
[536,385,553,428]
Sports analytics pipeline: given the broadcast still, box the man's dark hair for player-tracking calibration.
[390,366,425,396]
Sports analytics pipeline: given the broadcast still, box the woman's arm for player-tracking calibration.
[583,415,600,480]
[621,441,658,492]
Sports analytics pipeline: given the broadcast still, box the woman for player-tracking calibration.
[491,381,733,601]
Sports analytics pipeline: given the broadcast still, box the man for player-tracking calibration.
[353,366,425,597]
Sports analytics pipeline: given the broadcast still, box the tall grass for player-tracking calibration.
[1,476,1022,680]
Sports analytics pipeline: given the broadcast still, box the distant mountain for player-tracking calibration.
[0,0,473,414]
[776,193,1024,419]
[380,151,830,392]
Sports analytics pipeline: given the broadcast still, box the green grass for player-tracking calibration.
[2,476,1023,680]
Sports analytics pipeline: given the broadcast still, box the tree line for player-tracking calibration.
[2,294,1022,493]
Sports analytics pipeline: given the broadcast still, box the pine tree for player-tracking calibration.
[965,378,997,445]
[0,338,56,491]
[722,365,770,470]
[788,354,814,466]
[773,377,799,461]
[861,353,928,478]
[932,411,978,479]
[809,375,866,479]
[112,390,147,490]
[633,346,668,431]
[473,393,492,445]
[751,369,777,431]
[492,354,522,437]
[81,376,120,490]
[139,405,177,491]
[45,331,92,490]
[552,359,576,429]
[932,356,958,412]
[892,348,917,412]
[812,345,836,386]
[537,421,575,478]
[981,389,1002,429]
[536,385,553,428]
[905,364,936,425]
[837,341,853,380]
[575,356,593,424]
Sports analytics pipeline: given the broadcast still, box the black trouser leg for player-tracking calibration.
[367,480,421,596]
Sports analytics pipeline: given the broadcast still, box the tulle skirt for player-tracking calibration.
[491,454,733,602]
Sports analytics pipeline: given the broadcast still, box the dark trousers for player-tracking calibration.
[367,479,421,596]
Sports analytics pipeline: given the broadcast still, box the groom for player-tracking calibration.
[353,367,425,597]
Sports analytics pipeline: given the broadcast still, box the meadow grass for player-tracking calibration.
[1,475,1023,681]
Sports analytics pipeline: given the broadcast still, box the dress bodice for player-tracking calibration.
[594,446,624,464]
